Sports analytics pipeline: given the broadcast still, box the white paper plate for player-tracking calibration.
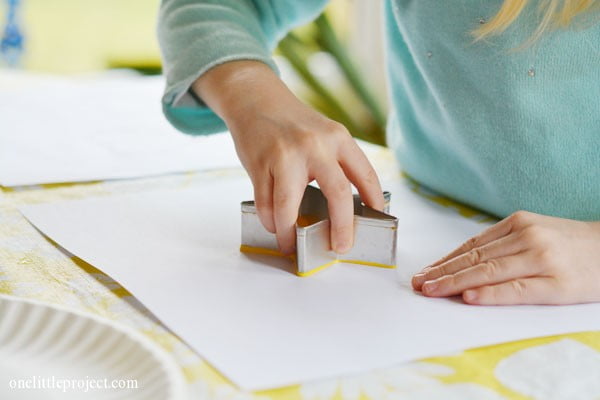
[0,294,187,400]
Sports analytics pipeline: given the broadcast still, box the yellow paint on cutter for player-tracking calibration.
[239,245,396,277]
[239,245,292,259]
[296,259,396,277]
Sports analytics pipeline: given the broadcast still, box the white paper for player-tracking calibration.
[0,71,239,186]
[20,175,600,391]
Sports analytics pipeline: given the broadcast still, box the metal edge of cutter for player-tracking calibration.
[241,186,398,276]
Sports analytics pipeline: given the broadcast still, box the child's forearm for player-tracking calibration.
[191,60,294,129]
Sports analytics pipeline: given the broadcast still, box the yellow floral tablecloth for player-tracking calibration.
[2,158,600,400]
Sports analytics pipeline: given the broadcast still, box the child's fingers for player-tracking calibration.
[424,215,515,270]
[421,254,537,297]
[252,174,275,233]
[462,277,560,305]
[339,141,384,211]
[412,232,526,290]
[316,165,355,254]
[272,167,307,256]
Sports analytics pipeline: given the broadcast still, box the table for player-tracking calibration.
[2,158,599,400]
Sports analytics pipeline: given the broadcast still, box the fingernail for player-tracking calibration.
[335,241,351,254]
[278,244,296,256]
[420,266,433,273]
[412,273,426,286]
[423,281,438,294]
[464,290,478,303]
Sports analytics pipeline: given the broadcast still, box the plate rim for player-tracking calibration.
[0,293,188,400]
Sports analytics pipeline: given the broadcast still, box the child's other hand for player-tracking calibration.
[193,61,384,255]
[411,211,600,305]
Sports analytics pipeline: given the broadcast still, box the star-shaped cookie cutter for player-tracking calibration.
[240,185,398,277]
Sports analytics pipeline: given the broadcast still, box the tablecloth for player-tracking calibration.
[2,150,600,400]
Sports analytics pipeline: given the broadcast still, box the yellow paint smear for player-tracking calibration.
[239,245,293,260]
[402,172,497,223]
[240,245,396,277]
[41,180,103,190]
[296,214,321,227]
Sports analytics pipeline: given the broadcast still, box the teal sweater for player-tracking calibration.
[157,0,600,220]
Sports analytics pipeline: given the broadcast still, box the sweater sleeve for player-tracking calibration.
[157,0,329,135]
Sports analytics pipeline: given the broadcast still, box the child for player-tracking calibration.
[157,0,600,305]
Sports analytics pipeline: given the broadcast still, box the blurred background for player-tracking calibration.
[0,0,388,145]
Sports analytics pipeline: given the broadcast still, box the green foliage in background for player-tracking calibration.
[277,13,387,146]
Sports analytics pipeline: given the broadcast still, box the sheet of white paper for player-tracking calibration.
[20,176,600,390]
[0,71,239,186]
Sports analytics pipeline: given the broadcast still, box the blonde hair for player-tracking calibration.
[474,0,599,44]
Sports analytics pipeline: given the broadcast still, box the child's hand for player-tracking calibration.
[193,61,384,255]
[412,211,600,305]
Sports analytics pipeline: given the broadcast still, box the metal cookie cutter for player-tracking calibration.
[240,185,398,277]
